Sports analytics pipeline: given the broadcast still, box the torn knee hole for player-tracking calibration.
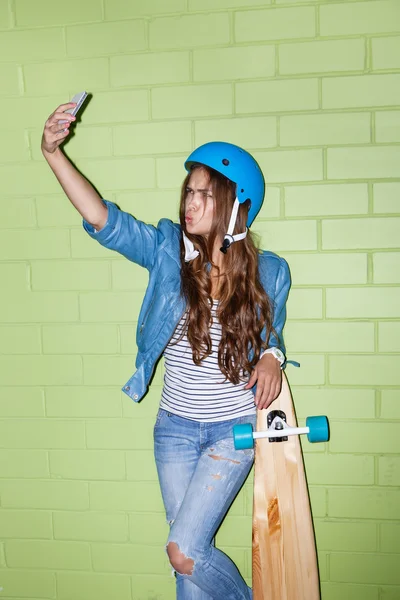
[167,541,194,575]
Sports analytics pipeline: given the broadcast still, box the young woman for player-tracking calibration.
[42,102,291,600]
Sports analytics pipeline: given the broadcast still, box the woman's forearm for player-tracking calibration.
[43,147,107,230]
[41,102,108,230]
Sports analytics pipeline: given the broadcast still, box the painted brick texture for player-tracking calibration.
[0,0,399,599]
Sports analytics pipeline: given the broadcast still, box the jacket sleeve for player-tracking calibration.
[82,200,162,271]
[269,257,291,355]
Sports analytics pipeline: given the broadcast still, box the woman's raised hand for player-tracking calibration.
[41,103,77,154]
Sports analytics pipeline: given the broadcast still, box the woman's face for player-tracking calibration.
[184,168,214,238]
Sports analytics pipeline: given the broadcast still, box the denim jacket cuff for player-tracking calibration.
[82,199,117,242]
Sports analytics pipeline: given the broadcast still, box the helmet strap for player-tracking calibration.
[183,231,199,262]
[220,198,248,254]
[183,198,248,261]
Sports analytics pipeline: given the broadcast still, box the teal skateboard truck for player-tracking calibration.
[233,413,329,450]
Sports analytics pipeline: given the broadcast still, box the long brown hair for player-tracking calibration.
[179,165,275,384]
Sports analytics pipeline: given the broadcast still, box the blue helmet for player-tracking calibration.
[184,141,265,227]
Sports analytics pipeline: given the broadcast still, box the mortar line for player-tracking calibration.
[280,185,285,219]
[8,0,16,27]
[189,49,193,83]
[228,10,234,46]
[375,389,381,420]
[367,252,373,284]
[366,35,372,72]
[144,17,150,52]
[371,111,376,144]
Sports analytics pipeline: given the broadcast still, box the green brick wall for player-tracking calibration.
[0,0,399,598]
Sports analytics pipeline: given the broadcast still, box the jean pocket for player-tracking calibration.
[154,408,165,429]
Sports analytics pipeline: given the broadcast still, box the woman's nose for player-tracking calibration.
[188,194,200,210]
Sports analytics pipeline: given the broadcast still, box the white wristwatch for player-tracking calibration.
[260,347,285,367]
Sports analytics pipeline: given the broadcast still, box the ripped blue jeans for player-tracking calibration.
[154,408,256,600]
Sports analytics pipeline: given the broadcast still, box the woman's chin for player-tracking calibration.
[186,224,199,235]
[185,224,211,240]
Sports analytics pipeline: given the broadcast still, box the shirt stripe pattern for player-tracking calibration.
[160,302,256,422]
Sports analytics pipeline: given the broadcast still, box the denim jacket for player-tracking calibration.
[83,200,291,402]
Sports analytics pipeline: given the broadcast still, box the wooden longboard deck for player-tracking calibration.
[252,372,320,600]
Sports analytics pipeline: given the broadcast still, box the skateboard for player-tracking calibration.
[233,371,329,600]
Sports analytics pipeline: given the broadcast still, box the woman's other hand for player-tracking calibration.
[245,353,282,410]
[41,103,76,154]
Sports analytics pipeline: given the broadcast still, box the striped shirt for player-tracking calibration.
[160,302,256,422]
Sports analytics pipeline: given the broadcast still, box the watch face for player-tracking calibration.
[261,347,285,364]
[273,348,284,363]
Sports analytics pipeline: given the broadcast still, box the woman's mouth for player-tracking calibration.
[185,216,193,224]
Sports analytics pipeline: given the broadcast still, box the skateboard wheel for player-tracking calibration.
[306,416,329,443]
[233,423,254,450]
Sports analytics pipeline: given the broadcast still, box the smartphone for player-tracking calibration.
[58,91,88,124]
